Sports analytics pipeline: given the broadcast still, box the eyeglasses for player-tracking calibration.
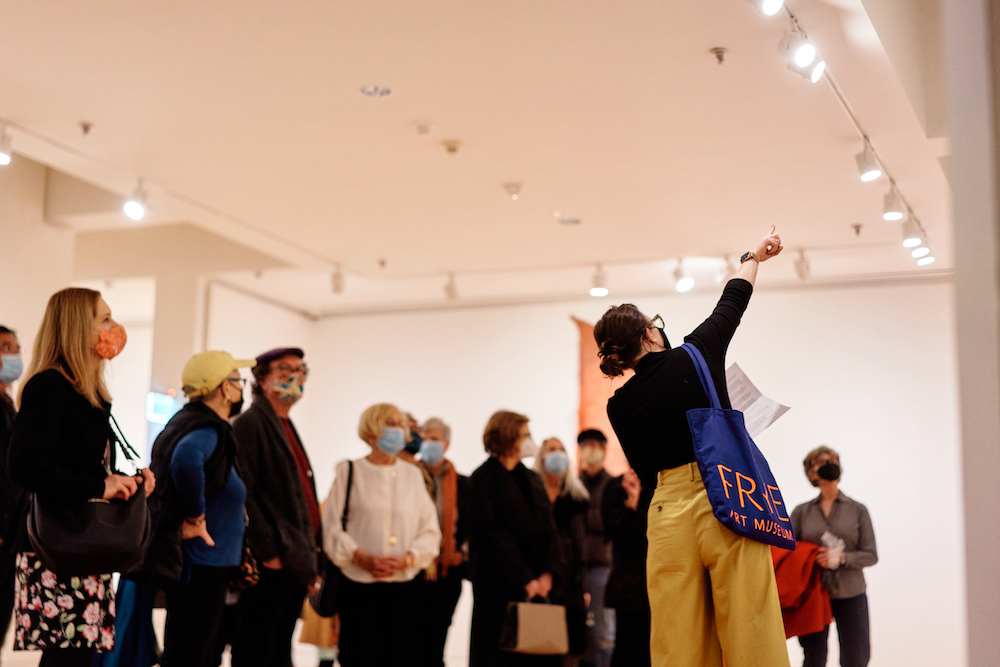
[647,314,665,330]
[227,378,247,389]
[274,363,309,378]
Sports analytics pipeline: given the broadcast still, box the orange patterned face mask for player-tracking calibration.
[95,325,127,360]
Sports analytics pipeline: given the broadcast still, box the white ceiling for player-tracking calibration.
[1,0,950,314]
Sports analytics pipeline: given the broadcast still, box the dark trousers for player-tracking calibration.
[38,648,96,667]
[163,566,231,667]
[798,593,871,667]
[338,577,418,667]
[231,567,307,667]
[0,551,14,655]
[609,608,650,667]
[411,572,464,667]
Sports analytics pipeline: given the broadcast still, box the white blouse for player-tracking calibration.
[323,457,441,583]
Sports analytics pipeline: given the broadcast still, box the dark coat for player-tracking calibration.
[143,401,240,581]
[600,477,652,611]
[232,396,319,585]
[551,493,589,656]
[469,457,562,667]
[9,370,112,502]
[0,393,23,550]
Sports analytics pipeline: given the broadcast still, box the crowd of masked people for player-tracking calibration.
[0,285,877,667]
[0,287,652,667]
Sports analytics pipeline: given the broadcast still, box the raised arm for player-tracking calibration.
[732,225,783,288]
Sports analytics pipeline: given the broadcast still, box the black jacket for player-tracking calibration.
[143,401,239,581]
[232,396,319,585]
[551,493,589,656]
[469,457,562,667]
[9,369,112,502]
[0,393,23,549]
[601,477,652,611]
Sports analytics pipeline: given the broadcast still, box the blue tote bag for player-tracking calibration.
[680,343,795,550]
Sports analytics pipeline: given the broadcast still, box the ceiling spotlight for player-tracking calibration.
[746,0,784,15]
[794,249,810,280]
[786,49,825,83]
[917,256,936,266]
[912,247,931,258]
[123,180,147,221]
[331,265,345,294]
[360,85,391,97]
[781,30,816,69]
[901,216,923,247]
[855,142,882,182]
[444,273,458,301]
[674,264,694,293]
[883,188,904,221]
[503,183,522,201]
[0,124,11,166]
[590,266,609,297]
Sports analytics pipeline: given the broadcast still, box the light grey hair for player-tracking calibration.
[423,417,451,444]
[534,438,590,503]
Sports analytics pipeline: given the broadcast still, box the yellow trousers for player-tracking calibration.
[647,463,790,667]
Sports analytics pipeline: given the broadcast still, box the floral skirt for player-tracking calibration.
[13,553,116,652]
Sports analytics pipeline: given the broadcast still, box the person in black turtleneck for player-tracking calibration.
[593,226,788,667]
[0,325,24,657]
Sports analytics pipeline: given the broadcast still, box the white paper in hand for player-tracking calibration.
[725,363,789,438]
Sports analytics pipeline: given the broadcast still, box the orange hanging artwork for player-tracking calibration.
[573,317,633,477]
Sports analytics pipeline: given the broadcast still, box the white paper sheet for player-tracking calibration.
[725,362,789,438]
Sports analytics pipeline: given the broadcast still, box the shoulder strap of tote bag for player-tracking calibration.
[109,413,143,468]
[680,343,722,409]
[341,460,354,531]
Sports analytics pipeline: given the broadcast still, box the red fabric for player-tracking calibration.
[280,418,321,536]
[771,542,834,639]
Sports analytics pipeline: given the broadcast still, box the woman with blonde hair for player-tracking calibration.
[8,287,155,667]
[534,438,590,665]
[322,403,441,667]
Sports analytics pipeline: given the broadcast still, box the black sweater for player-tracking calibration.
[606,279,753,489]
[9,369,112,503]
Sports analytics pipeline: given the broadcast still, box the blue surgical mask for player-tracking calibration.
[376,427,407,456]
[0,354,23,385]
[419,440,445,466]
[543,451,570,475]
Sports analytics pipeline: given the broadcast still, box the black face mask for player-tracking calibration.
[404,431,422,455]
[229,397,244,419]
[658,328,671,350]
[817,461,841,481]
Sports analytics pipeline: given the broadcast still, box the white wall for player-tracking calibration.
[207,278,963,667]
[0,158,76,389]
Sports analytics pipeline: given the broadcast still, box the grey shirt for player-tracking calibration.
[790,491,878,599]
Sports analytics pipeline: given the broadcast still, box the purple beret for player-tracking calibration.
[255,347,305,366]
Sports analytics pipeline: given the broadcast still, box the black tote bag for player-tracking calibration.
[308,460,354,618]
[27,415,152,576]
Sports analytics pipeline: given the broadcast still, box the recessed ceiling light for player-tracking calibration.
[360,86,391,98]
[558,218,581,225]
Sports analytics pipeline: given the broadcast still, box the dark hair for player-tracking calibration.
[577,429,607,446]
[0,326,16,337]
[250,351,304,397]
[483,410,528,457]
[593,304,648,377]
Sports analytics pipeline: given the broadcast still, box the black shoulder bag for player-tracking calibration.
[308,460,353,618]
[27,415,152,576]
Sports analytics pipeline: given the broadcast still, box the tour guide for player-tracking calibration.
[594,226,789,667]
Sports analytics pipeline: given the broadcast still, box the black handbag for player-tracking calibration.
[26,415,152,577]
[308,460,353,618]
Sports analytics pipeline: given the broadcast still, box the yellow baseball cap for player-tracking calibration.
[181,351,257,398]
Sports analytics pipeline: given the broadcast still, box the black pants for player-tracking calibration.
[231,567,307,667]
[411,572,464,667]
[38,648,96,667]
[0,550,14,654]
[609,608,650,667]
[338,577,418,667]
[163,566,231,667]
[798,593,871,667]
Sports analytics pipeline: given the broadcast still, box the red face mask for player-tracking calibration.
[95,325,127,360]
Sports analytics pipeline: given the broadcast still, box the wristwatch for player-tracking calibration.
[740,251,759,264]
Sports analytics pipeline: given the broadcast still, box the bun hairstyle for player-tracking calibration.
[593,304,650,377]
